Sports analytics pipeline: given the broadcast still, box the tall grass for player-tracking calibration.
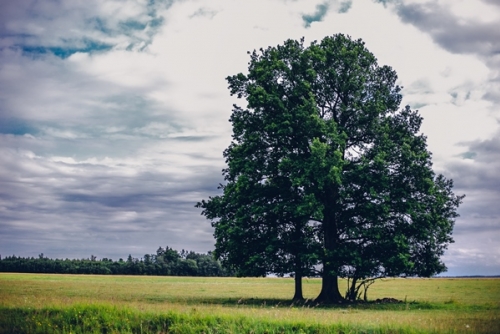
[1,304,420,334]
[0,274,499,333]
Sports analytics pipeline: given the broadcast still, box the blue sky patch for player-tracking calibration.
[0,118,39,136]
[120,20,148,32]
[20,41,113,59]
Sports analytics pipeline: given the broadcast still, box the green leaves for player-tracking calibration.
[198,34,463,302]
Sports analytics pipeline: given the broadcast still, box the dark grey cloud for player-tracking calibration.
[396,2,500,56]
[338,1,353,13]
[302,2,330,28]
[0,141,225,260]
[481,0,500,7]
[0,47,173,138]
[0,0,173,56]
[438,130,500,275]
[0,42,179,161]
[384,0,500,103]
[450,131,500,192]
[302,0,352,28]
[0,0,227,261]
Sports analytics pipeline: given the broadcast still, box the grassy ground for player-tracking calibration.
[0,273,499,333]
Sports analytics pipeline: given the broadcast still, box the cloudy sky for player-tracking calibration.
[1,0,499,276]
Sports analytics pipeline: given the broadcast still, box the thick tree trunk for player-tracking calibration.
[293,272,304,301]
[315,190,344,304]
[315,265,344,303]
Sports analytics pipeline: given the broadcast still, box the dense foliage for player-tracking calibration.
[0,247,233,276]
[198,34,464,303]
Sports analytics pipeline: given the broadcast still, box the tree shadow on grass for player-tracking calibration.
[143,295,436,311]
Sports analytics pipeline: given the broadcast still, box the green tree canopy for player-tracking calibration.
[197,34,464,303]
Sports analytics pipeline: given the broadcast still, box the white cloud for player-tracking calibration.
[0,0,499,275]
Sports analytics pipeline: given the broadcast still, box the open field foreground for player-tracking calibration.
[0,274,499,333]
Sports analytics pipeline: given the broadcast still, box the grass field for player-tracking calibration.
[0,273,499,333]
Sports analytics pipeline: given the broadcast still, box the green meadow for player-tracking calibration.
[0,273,499,333]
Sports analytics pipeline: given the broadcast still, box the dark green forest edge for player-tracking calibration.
[0,247,233,276]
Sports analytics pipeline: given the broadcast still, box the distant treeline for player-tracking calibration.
[0,247,235,277]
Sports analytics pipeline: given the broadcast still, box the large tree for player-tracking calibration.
[197,34,463,303]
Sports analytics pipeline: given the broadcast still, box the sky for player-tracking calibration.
[0,0,499,277]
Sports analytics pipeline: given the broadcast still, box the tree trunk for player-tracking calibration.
[315,191,344,304]
[293,272,304,301]
[346,276,358,302]
[315,265,344,303]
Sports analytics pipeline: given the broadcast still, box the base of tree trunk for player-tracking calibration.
[293,273,304,302]
[315,274,345,304]
[314,291,345,304]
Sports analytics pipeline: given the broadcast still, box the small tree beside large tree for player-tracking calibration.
[197,34,464,303]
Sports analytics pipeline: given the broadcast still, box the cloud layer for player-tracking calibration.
[1,0,499,275]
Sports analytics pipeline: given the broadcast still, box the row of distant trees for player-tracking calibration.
[0,247,234,277]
